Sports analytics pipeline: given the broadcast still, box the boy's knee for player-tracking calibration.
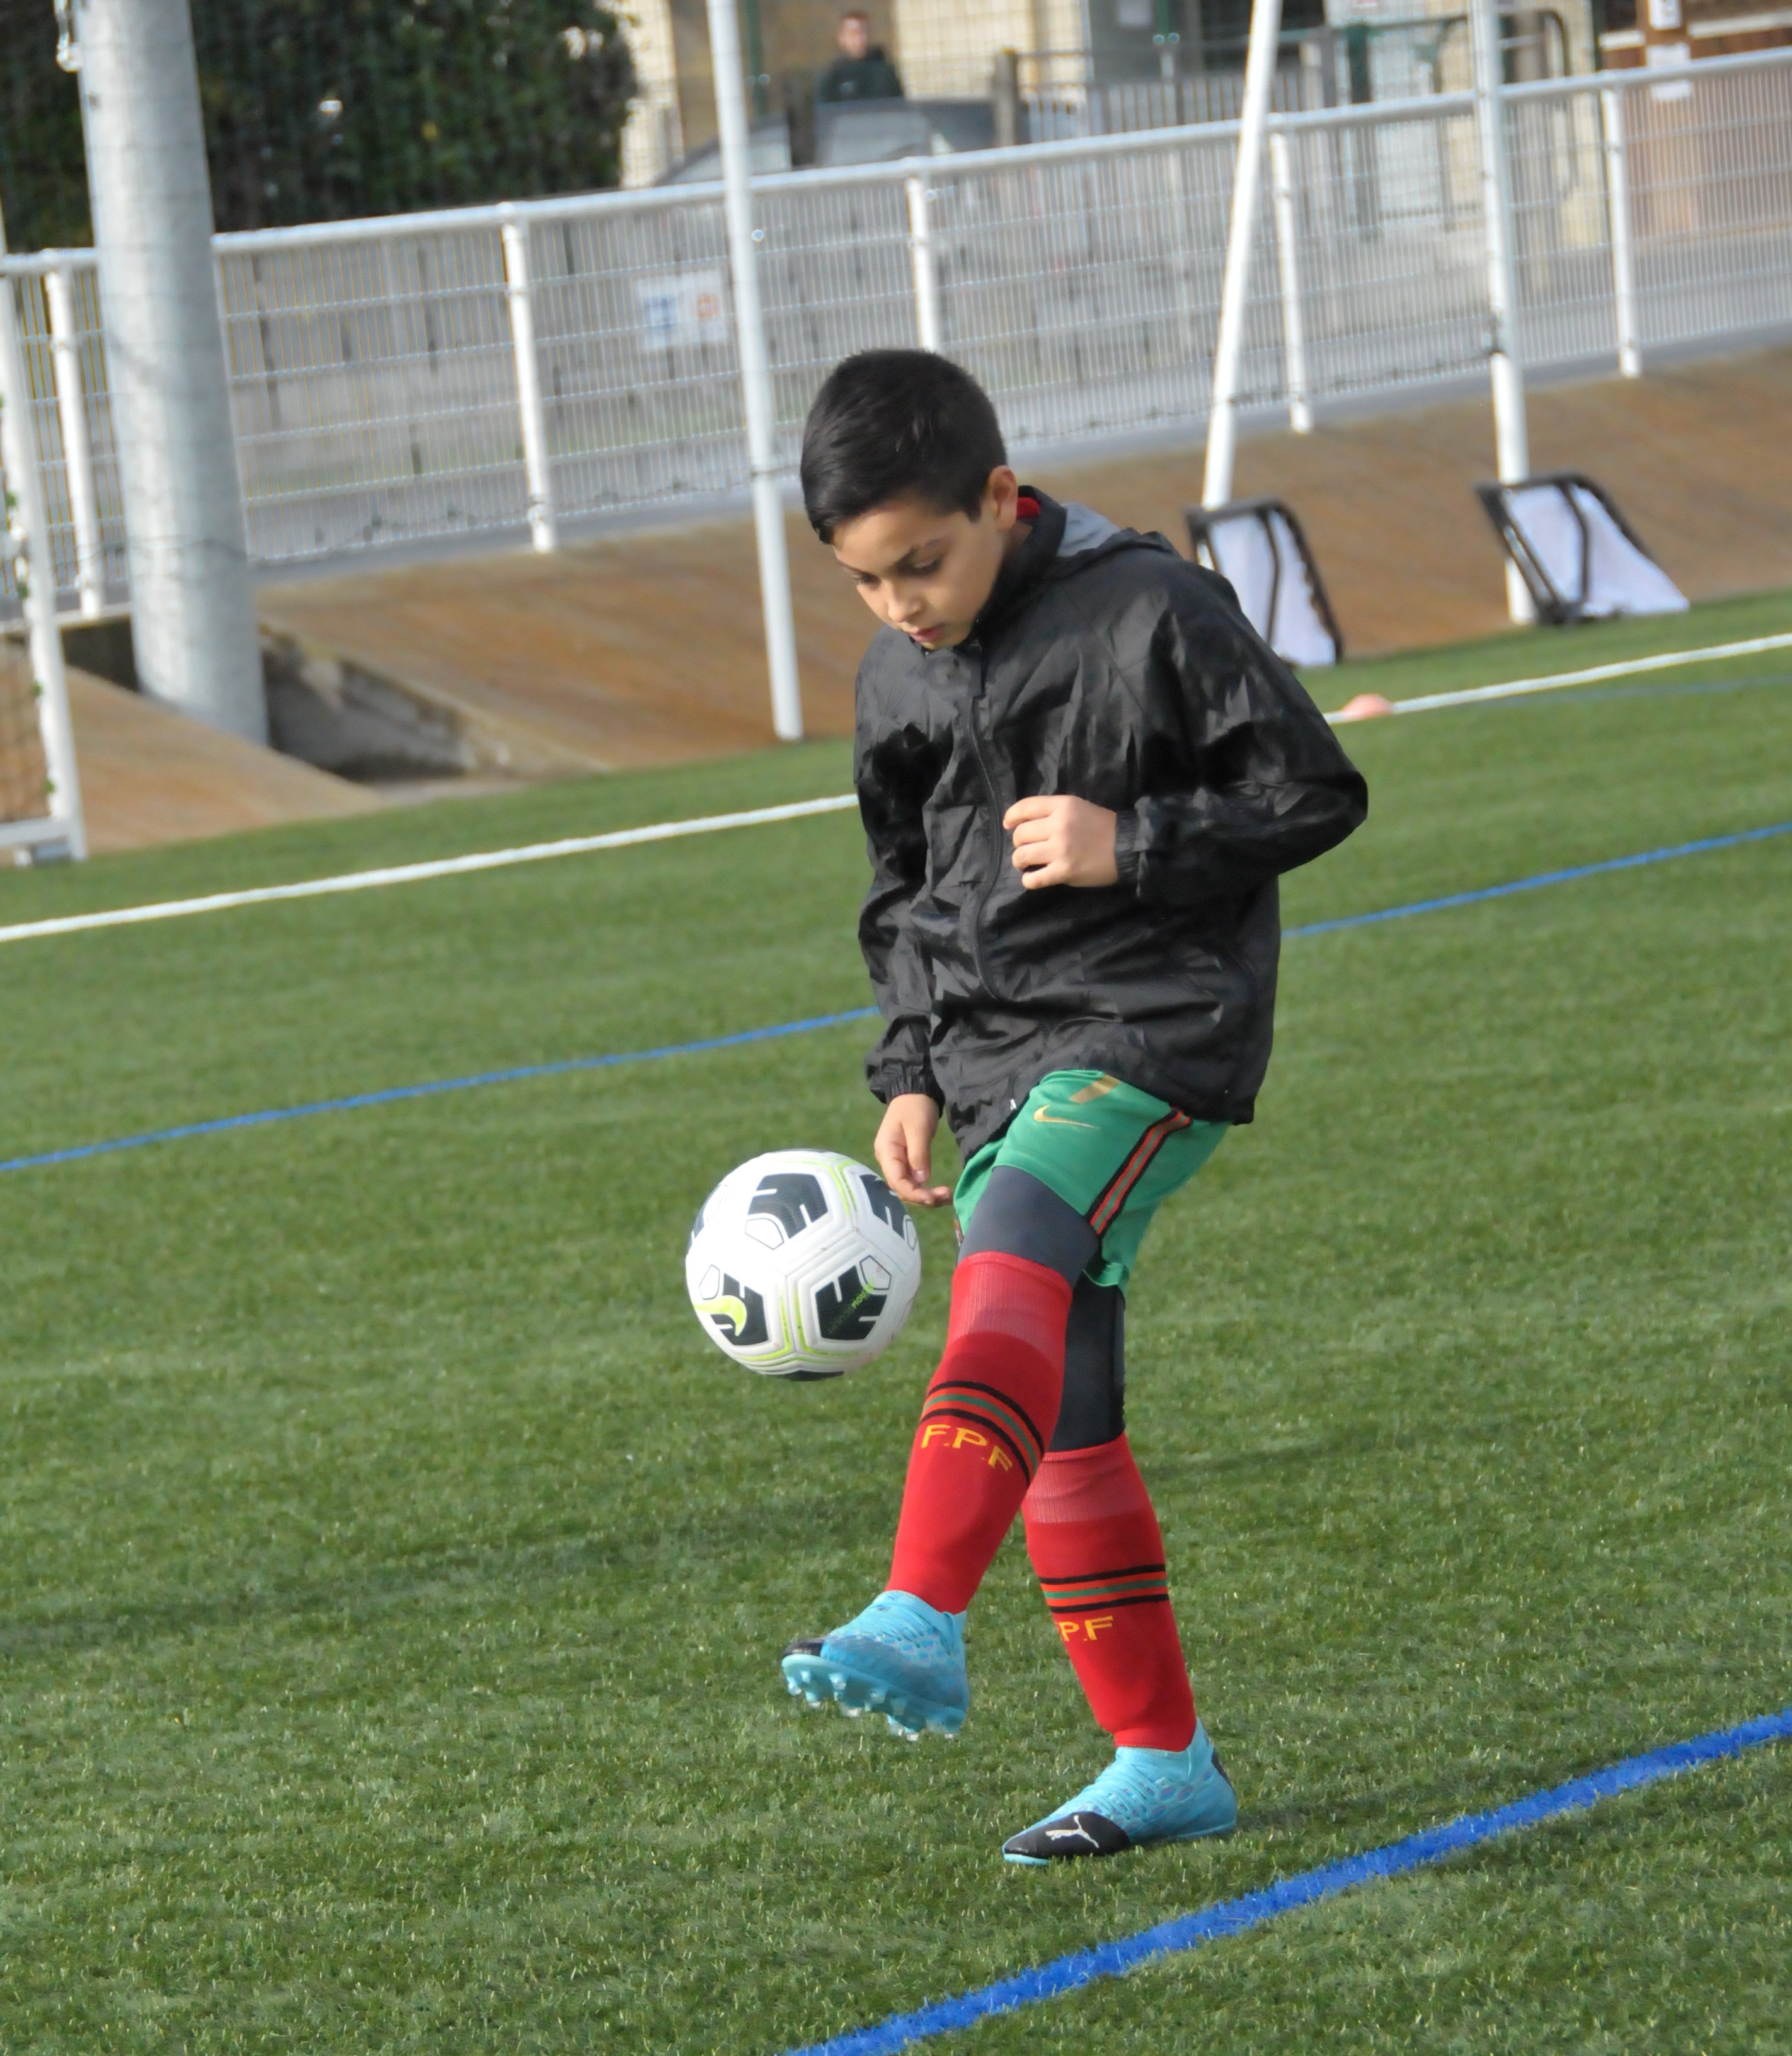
[955,1170,1122,1446]
[1051,1277,1125,1451]
[958,1164,1096,1283]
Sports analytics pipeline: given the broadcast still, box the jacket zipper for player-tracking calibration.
[964,643,1006,1006]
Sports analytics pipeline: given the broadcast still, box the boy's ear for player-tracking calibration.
[985,466,1021,531]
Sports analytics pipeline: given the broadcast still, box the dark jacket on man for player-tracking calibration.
[854,489,1369,1157]
[817,47,904,101]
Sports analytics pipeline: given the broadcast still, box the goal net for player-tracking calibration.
[1183,497,1344,669]
[1476,474,1689,626]
[0,640,52,840]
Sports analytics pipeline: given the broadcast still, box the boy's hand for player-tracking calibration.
[1004,795,1120,889]
[875,1093,952,1209]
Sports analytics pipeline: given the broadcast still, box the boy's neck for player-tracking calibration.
[958,502,1037,638]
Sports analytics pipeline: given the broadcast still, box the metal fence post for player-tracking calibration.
[0,224,87,859]
[76,0,267,743]
[1600,85,1643,379]
[501,215,558,553]
[707,0,803,743]
[1268,130,1312,434]
[44,265,105,618]
[1202,0,1284,507]
[906,176,942,352]
[1468,0,1535,624]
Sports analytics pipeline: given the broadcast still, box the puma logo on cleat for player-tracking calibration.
[1045,1822,1102,1848]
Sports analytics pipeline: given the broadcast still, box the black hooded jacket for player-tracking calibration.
[817,47,904,101]
[854,490,1369,1157]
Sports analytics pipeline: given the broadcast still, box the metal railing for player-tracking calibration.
[3,47,1789,617]
[1021,60,1330,144]
[1008,16,1556,142]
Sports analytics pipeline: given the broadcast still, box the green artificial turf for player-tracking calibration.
[0,607,1788,2052]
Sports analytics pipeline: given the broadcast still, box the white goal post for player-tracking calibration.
[0,207,86,865]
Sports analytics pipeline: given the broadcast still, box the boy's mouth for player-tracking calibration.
[907,624,948,646]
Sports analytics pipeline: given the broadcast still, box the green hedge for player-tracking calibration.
[0,0,639,253]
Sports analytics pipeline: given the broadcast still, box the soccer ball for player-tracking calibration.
[686,1149,922,1377]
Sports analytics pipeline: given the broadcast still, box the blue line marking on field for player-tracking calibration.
[4,820,1788,1180]
[783,1706,1792,2056]
[1286,820,1792,939]
[0,1009,879,1176]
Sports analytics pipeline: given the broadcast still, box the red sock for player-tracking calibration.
[887,1252,1071,1614]
[1023,1434,1197,1751]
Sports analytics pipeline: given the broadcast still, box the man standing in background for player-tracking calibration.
[817,9,904,101]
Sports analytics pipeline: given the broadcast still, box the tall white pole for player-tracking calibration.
[500,214,559,554]
[1268,129,1312,435]
[1467,0,1535,624]
[1600,86,1642,379]
[907,176,942,353]
[1202,0,1284,508]
[0,212,88,860]
[706,0,803,742]
[72,0,268,741]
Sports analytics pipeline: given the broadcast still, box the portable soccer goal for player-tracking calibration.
[1474,473,1688,626]
[1183,497,1343,668]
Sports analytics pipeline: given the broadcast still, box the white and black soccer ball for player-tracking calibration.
[686,1149,922,1377]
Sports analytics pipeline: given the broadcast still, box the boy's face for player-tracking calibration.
[838,13,871,57]
[830,468,1026,650]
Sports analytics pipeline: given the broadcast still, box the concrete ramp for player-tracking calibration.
[255,346,1792,779]
[61,664,381,854]
[257,519,870,775]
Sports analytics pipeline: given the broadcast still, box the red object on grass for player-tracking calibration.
[1336,693,1396,721]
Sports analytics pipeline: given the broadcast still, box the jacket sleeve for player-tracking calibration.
[856,697,943,1108]
[1111,582,1368,906]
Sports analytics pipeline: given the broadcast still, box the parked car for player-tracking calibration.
[657,98,997,184]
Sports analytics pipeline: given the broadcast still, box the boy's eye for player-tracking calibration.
[852,557,940,588]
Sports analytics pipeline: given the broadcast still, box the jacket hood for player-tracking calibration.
[974,487,1176,642]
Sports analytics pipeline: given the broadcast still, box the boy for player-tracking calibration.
[780,352,1367,1864]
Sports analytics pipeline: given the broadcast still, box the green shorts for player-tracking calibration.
[953,1070,1227,1290]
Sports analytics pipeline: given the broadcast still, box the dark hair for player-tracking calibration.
[800,350,1006,543]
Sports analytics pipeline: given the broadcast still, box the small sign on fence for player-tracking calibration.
[635,270,730,354]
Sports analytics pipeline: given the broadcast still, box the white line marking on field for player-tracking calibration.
[0,794,859,946]
[1,629,1787,949]
[1335,631,1792,720]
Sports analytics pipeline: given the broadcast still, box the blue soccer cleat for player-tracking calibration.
[781,1590,969,1739]
[1001,1719,1236,1863]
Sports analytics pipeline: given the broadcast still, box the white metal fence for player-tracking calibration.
[3,48,1790,618]
[1020,50,1331,143]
